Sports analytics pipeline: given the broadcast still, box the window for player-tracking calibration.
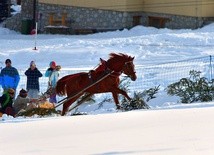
[148,16,169,28]
[133,16,142,27]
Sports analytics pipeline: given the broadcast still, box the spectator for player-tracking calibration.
[13,89,37,115]
[45,61,61,104]
[0,88,15,116]
[0,59,20,93]
[25,61,43,98]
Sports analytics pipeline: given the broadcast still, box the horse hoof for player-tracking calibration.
[116,105,122,110]
[61,111,65,116]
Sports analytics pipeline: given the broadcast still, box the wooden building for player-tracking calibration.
[38,0,214,31]
[3,0,214,34]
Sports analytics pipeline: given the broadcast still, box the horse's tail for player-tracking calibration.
[55,75,71,96]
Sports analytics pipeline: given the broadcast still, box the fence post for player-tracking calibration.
[210,55,213,80]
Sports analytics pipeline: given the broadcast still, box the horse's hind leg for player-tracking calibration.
[67,93,94,114]
[62,94,82,116]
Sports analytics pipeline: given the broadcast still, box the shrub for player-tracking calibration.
[166,70,214,103]
[121,92,150,111]
[121,86,161,111]
[141,85,160,102]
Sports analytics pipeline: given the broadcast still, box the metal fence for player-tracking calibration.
[131,55,214,91]
[0,55,213,95]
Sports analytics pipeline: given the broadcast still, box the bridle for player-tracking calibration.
[104,60,136,78]
[122,61,136,77]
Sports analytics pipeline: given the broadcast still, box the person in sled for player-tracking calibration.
[0,59,20,94]
[45,61,61,104]
[25,61,43,99]
[13,89,37,115]
[0,88,15,117]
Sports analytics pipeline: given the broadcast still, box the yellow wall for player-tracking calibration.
[142,0,214,17]
[201,1,214,17]
[38,0,143,11]
[39,0,214,17]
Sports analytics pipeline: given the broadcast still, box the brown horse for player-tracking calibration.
[56,53,137,115]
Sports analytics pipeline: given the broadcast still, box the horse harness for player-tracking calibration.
[87,59,135,92]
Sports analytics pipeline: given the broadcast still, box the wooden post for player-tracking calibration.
[61,13,67,26]
[33,22,38,50]
[49,13,54,25]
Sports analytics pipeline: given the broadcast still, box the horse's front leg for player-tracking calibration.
[115,87,131,100]
[112,87,133,110]
[112,92,121,109]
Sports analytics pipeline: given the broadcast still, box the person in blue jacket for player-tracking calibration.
[0,59,20,93]
[45,61,61,103]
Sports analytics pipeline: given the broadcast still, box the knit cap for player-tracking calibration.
[30,61,36,67]
[5,59,11,64]
[7,88,15,94]
[19,89,27,98]
[49,61,56,68]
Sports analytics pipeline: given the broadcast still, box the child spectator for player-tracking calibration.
[13,89,37,115]
[0,88,15,116]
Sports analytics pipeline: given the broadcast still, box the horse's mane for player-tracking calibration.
[109,52,132,62]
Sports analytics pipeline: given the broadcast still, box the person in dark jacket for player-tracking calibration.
[0,59,20,93]
[0,88,15,117]
[25,61,43,99]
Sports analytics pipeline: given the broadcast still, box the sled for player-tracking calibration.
[15,101,60,117]
[15,88,60,117]
[16,107,60,117]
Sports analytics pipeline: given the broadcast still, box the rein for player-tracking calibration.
[55,70,114,108]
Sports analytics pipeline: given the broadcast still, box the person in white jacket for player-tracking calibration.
[45,61,61,103]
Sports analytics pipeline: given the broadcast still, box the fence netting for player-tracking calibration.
[0,55,213,96]
[130,55,214,92]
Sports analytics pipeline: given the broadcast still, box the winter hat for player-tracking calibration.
[49,61,56,68]
[19,89,27,98]
[7,88,15,94]
[30,61,36,67]
[5,59,11,64]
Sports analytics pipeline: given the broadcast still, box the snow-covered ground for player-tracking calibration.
[1,107,214,155]
[0,18,214,154]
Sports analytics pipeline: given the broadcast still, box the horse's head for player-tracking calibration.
[107,53,137,81]
[123,57,137,81]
